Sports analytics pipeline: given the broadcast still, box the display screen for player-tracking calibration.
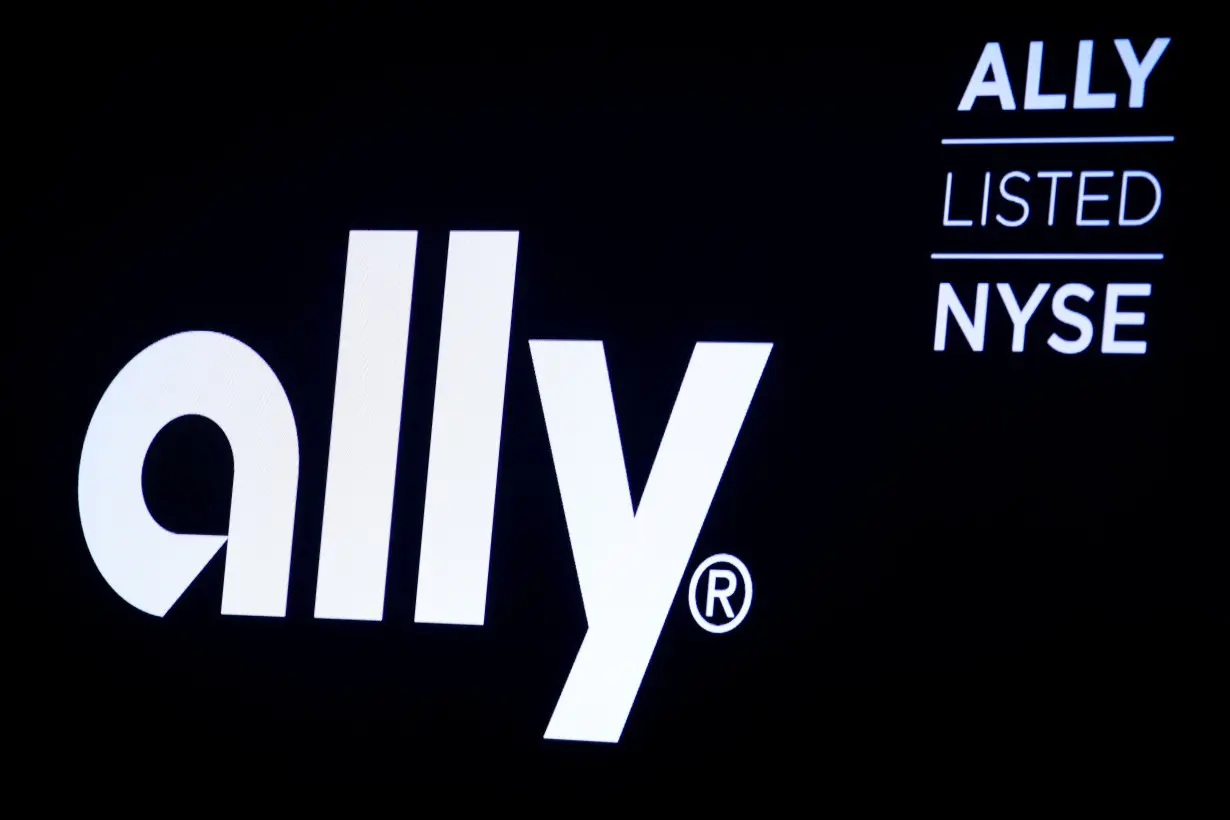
[19,26,1207,785]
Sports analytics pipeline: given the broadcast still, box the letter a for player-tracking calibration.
[958,42,1016,110]
[78,331,300,617]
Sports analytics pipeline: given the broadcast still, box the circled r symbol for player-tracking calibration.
[688,553,753,634]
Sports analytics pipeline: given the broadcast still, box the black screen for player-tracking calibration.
[16,20,1213,793]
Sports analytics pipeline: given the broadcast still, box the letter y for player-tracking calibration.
[529,339,771,742]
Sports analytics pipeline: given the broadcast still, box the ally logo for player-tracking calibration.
[78,230,772,743]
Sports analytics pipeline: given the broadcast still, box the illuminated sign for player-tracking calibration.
[76,230,772,743]
[39,32,1186,763]
[935,36,1171,355]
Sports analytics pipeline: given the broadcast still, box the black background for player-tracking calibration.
[13,16,1217,795]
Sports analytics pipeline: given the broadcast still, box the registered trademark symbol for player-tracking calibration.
[688,553,752,634]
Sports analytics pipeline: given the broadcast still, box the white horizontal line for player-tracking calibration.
[931,253,1164,261]
[942,135,1174,145]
